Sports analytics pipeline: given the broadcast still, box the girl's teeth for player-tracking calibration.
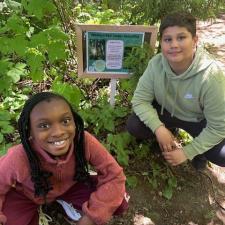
[53,141,65,146]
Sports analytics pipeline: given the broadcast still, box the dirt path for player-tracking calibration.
[197,13,225,70]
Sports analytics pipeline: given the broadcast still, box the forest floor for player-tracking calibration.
[46,13,225,225]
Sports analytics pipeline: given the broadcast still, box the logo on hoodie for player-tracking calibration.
[184,93,193,99]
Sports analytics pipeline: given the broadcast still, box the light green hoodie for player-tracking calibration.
[132,47,225,159]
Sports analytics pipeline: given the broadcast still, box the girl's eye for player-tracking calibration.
[62,118,71,125]
[38,123,50,129]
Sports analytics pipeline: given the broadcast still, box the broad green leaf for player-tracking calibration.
[0,77,11,93]
[0,133,4,144]
[0,111,11,121]
[0,143,12,156]
[10,36,28,56]
[162,186,173,200]
[44,27,68,41]
[0,37,11,54]
[29,69,45,82]
[5,0,22,11]
[126,176,138,188]
[51,81,82,108]
[22,0,56,20]
[117,149,129,166]
[104,119,114,132]
[26,49,44,71]
[7,14,27,34]
[1,124,14,134]
[7,63,26,83]
[47,41,67,63]
[0,59,12,75]
[30,32,49,48]
[168,176,177,188]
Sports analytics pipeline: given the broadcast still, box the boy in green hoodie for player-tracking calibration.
[127,12,225,169]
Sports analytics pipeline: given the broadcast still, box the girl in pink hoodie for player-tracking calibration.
[0,92,128,225]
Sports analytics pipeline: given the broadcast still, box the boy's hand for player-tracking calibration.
[162,148,187,166]
[77,215,95,225]
[155,125,176,152]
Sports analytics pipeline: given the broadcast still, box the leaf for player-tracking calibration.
[10,36,28,56]
[51,81,82,109]
[7,14,27,34]
[29,69,45,82]
[30,32,49,47]
[0,37,11,54]
[1,124,14,134]
[0,111,11,121]
[0,60,12,75]
[0,76,11,93]
[104,119,115,132]
[44,27,68,41]
[26,49,45,68]
[7,63,27,83]
[162,186,173,200]
[0,143,12,156]
[126,175,138,188]
[117,149,129,166]
[47,41,67,63]
[5,0,22,12]
[21,0,56,20]
[168,176,177,188]
[0,133,4,144]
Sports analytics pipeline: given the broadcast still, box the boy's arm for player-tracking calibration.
[132,60,163,133]
[184,73,225,159]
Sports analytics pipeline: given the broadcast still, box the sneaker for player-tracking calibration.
[191,155,207,171]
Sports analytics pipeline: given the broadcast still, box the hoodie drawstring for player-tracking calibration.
[39,206,52,225]
[161,74,170,115]
[171,79,180,117]
[160,73,180,117]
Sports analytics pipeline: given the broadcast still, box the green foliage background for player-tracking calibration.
[0,0,224,198]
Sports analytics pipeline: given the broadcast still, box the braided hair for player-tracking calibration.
[18,92,90,198]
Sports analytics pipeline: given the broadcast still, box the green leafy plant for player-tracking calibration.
[0,110,15,156]
[126,175,138,188]
[106,132,133,166]
[121,43,154,94]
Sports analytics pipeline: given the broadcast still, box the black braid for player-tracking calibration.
[18,92,90,198]
[72,111,90,183]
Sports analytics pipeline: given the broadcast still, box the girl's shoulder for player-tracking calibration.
[1,144,29,166]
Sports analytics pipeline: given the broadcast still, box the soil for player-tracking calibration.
[45,13,225,225]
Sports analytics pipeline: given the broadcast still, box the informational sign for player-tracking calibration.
[75,24,157,78]
[86,31,144,74]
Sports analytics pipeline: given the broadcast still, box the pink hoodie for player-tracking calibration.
[0,131,126,225]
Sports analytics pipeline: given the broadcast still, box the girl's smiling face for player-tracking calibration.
[161,26,198,74]
[30,98,76,157]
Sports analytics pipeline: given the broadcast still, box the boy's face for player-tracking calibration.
[30,98,76,157]
[161,26,198,74]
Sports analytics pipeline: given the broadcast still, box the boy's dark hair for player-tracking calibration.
[159,12,196,38]
[18,92,90,198]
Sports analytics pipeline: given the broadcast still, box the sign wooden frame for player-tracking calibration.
[75,24,158,78]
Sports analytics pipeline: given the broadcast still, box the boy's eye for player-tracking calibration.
[163,38,172,42]
[177,36,186,41]
[38,123,50,129]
